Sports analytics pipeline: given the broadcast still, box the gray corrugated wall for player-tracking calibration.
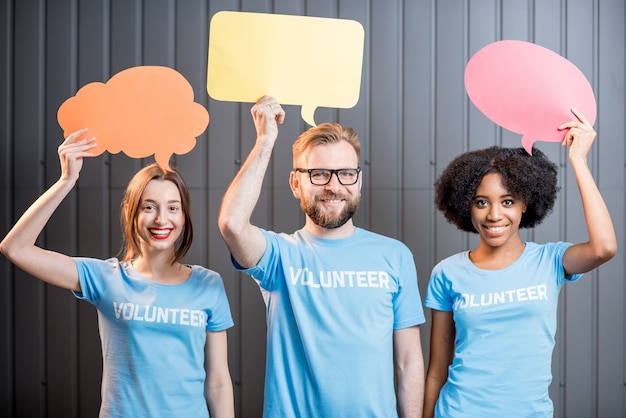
[0,0,624,417]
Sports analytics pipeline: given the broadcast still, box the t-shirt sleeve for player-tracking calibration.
[232,229,280,290]
[393,247,426,329]
[551,241,583,285]
[425,261,454,312]
[205,272,235,332]
[72,257,116,306]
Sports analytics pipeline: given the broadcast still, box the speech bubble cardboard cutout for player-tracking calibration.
[57,66,209,170]
[464,40,596,154]
[207,11,364,127]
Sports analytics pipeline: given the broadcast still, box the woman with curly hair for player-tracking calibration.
[423,109,616,418]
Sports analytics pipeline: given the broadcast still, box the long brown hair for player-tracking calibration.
[119,163,193,264]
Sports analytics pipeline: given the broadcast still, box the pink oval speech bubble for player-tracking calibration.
[464,40,596,154]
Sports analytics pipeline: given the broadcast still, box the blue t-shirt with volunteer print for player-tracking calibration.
[73,257,233,418]
[236,227,425,418]
[425,241,582,418]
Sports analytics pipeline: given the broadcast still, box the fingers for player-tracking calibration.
[66,128,89,142]
[560,123,594,146]
[252,95,285,124]
[571,108,591,125]
[557,109,596,157]
[558,108,592,131]
[55,130,96,180]
[58,128,97,159]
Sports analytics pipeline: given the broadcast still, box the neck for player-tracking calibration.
[470,237,526,270]
[304,218,356,239]
[131,253,188,284]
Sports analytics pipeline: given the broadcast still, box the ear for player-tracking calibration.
[289,171,302,199]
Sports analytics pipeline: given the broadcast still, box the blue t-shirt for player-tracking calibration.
[236,227,425,417]
[73,257,234,418]
[425,241,582,418]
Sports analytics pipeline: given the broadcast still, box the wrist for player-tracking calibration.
[568,153,588,166]
[57,175,78,189]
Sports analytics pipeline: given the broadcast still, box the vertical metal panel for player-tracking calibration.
[400,0,436,358]
[2,1,625,417]
[369,0,402,238]
[0,0,13,416]
[596,0,625,416]
[12,0,47,417]
[434,1,467,265]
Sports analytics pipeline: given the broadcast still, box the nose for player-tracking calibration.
[154,208,166,224]
[324,172,343,191]
[486,204,501,220]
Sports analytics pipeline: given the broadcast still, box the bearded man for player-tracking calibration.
[218,96,426,418]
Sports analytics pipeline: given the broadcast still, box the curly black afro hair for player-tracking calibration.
[434,146,559,233]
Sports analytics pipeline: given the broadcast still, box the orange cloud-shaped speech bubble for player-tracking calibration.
[57,66,209,169]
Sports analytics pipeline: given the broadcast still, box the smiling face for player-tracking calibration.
[135,179,185,256]
[290,140,362,236]
[470,172,527,251]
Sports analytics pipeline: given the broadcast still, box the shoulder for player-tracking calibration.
[259,228,299,246]
[74,257,122,273]
[433,251,468,269]
[188,265,225,285]
[357,228,411,251]
[429,252,470,282]
[524,241,572,258]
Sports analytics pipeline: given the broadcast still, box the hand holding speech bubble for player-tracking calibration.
[207,11,364,126]
[57,66,209,170]
[464,40,596,154]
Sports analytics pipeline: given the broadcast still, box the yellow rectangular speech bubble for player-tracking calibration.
[207,11,364,126]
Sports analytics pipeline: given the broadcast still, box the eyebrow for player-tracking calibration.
[473,194,515,199]
[142,198,182,204]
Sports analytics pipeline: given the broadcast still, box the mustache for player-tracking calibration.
[316,193,348,201]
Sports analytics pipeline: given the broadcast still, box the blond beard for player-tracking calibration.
[300,192,360,229]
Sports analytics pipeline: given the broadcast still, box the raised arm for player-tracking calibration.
[217,96,285,269]
[0,129,96,291]
[560,108,617,275]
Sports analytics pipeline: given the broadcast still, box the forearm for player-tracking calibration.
[397,361,425,418]
[423,310,455,418]
[206,379,234,418]
[219,136,274,231]
[394,327,425,417]
[0,177,81,290]
[423,375,446,418]
[0,177,75,259]
[570,154,616,260]
[218,135,275,267]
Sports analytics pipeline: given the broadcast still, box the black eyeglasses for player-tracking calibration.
[294,168,361,185]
